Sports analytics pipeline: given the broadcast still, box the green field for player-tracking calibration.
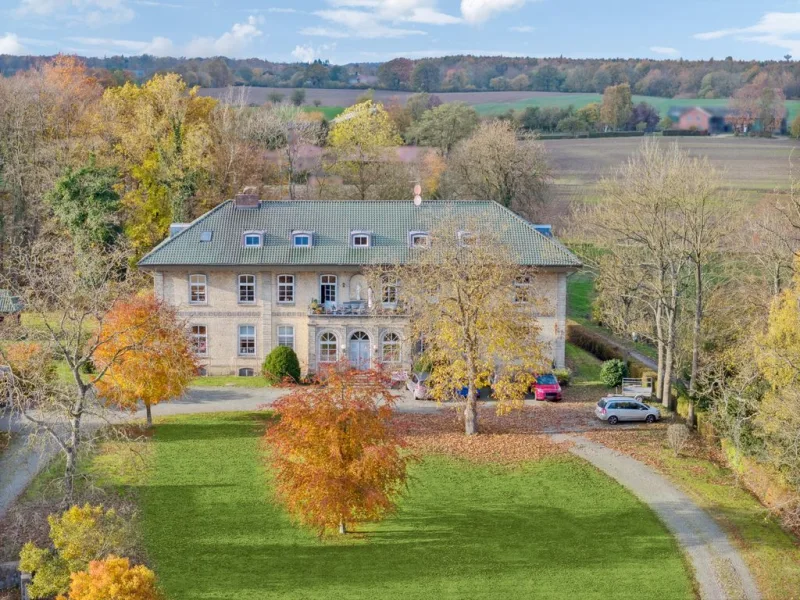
[303,105,345,120]
[139,412,693,600]
[473,94,800,122]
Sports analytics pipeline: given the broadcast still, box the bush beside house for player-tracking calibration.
[263,347,301,385]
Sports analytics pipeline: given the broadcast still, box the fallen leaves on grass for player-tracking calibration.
[394,406,570,464]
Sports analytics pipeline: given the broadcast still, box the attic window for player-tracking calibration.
[351,231,371,248]
[409,231,430,249]
[199,231,213,243]
[243,232,262,247]
[292,231,313,247]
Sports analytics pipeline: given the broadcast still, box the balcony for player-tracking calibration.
[308,300,406,318]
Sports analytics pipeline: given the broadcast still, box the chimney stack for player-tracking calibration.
[234,186,260,209]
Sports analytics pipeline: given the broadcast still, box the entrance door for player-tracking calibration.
[349,331,370,370]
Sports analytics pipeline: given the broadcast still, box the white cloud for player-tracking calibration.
[0,33,26,55]
[461,0,528,24]
[695,12,800,55]
[509,25,534,32]
[650,46,679,56]
[16,0,135,26]
[185,15,264,57]
[266,7,296,12]
[67,35,174,55]
[360,48,526,59]
[131,0,185,7]
[310,9,428,38]
[291,42,337,62]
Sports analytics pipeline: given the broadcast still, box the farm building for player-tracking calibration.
[0,290,23,324]
[669,106,733,134]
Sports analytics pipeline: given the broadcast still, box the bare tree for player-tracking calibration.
[443,121,550,221]
[0,239,144,502]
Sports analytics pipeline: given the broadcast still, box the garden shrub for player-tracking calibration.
[553,368,571,386]
[641,370,658,388]
[60,555,162,600]
[263,346,301,385]
[599,359,627,387]
[667,424,690,457]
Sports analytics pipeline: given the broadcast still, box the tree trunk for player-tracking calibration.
[339,519,346,535]
[64,409,82,504]
[655,301,665,404]
[662,299,677,411]
[145,403,153,428]
[689,260,702,397]
[464,354,478,435]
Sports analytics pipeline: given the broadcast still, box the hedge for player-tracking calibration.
[662,129,709,137]
[566,323,651,379]
[587,131,646,138]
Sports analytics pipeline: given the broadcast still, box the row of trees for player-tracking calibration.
[571,141,800,522]
[7,54,800,100]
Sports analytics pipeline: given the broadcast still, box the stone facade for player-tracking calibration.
[151,266,569,376]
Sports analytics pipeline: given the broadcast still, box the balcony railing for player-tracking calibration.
[308,300,406,317]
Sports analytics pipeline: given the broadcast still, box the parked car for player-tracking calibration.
[595,397,661,425]
[406,371,430,400]
[532,373,562,401]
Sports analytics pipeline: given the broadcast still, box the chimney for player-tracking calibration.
[234,186,260,209]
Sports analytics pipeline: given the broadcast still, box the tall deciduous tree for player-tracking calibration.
[326,101,402,200]
[600,83,634,130]
[408,102,479,156]
[265,365,410,535]
[94,293,197,427]
[411,61,441,92]
[443,120,550,221]
[377,217,548,435]
[728,73,787,134]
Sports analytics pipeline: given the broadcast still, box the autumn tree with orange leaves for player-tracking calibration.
[58,555,162,600]
[94,293,197,427]
[265,364,411,535]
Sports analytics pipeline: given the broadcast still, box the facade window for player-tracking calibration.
[189,274,207,304]
[293,232,313,247]
[197,366,207,376]
[351,232,371,248]
[243,232,262,247]
[514,275,532,304]
[277,275,295,303]
[319,332,338,363]
[190,325,208,356]
[277,325,295,349]
[238,368,255,377]
[238,325,256,356]
[382,276,399,305]
[410,233,430,248]
[382,332,401,363]
[320,274,337,305]
[238,274,256,304]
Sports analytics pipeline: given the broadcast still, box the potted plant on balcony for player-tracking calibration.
[309,299,324,314]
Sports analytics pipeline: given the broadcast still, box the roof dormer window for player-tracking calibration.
[292,231,313,247]
[243,232,262,247]
[409,231,430,249]
[351,231,371,248]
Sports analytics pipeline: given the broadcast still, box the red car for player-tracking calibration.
[532,373,562,401]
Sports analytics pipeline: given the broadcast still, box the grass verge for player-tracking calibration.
[190,375,270,388]
[583,428,800,600]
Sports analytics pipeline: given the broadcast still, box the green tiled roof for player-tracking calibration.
[0,290,23,314]
[138,200,581,269]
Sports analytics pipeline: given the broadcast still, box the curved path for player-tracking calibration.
[552,433,761,600]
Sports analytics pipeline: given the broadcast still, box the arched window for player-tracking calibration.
[320,274,337,305]
[319,332,338,363]
[382,332,401,363]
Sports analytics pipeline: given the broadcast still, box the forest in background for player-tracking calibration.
[3,53,800,99]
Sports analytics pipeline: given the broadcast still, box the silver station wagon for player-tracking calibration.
[595,397,661,425]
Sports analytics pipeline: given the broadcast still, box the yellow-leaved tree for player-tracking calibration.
[94,293,198,427]
[99,73,216,255]
[373,215,549,435]
[58,556,162,600]
[326,100,402,200]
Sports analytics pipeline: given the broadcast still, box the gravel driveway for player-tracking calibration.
[552,433,761,600]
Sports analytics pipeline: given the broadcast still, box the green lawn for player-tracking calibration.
[303,105,345,120]
[189,375,270,388]
[139,412,693,600]
[565,343,603,386]
[567,271,595,323]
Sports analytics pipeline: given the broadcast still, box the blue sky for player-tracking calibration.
[1,0,799,64]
